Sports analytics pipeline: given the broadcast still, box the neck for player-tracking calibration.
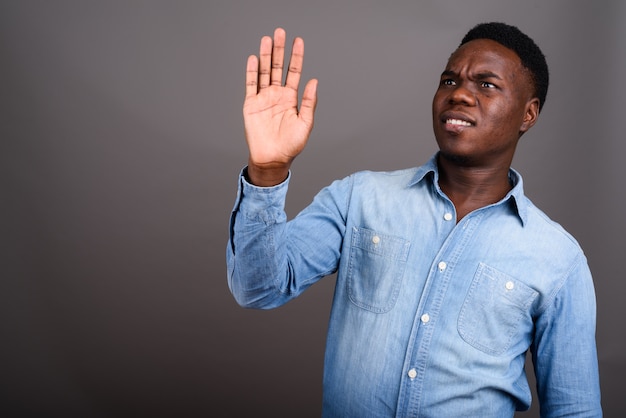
[437,154,513,221]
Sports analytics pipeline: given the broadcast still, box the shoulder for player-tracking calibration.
[522,196,584,254]
[348,167,421,189]
[320,167,422,199]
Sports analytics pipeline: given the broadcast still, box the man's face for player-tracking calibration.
[432,38,538,167]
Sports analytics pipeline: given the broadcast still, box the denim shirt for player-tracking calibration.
[226,154,602,417]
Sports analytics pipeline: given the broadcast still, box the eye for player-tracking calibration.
[441,79,456,86]
[480,81,496,88]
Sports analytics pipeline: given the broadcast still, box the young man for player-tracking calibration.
[227,22,602,417]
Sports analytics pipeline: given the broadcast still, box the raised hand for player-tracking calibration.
[243,28,318,186]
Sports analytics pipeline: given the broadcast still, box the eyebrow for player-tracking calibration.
[440,70,503,80]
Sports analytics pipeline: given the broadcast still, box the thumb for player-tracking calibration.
[299,79,318,126]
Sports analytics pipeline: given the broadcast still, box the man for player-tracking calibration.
[227,22,602,417]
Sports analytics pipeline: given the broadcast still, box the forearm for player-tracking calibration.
[532,255,602,417]
[227,170,292,308]
[227,213,292,309]
[226,169,348,309]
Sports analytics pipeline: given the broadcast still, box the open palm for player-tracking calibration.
[243,28,318,186]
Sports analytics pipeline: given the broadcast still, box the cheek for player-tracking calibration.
[488,100,525,127]
[431,96,441,123]
[431,92,441,112]
[431,91,448,121]
[432,87,448,106]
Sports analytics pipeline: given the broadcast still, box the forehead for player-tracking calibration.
[446,38,525,78]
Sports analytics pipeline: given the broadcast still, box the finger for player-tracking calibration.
[270,28,286,86]
[285,37,304,92]
[245,55,259,98]
[258,35,272,89]
[299,78,318,126]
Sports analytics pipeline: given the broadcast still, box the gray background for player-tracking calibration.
[1,1,624,417]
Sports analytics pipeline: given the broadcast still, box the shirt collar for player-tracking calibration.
[408,153,528,226]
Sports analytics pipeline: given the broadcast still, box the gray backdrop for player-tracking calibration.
[2,1,624,417]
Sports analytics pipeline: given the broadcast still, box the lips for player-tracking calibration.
[446,118,472,126]
[440,111,475,133]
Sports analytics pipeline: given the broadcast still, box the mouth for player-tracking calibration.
[445,118,473,127]
[440,112,475,134]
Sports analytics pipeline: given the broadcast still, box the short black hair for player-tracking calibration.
[460,22,549,112]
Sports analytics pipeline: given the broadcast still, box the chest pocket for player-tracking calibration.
[458,263,538,356]
[347,227,410,313]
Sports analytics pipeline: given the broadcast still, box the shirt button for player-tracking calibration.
[443,212,453,221]
[438,261,447,272]
[506,281,515,290]
[408,368,417,379]
[421,313,430,323]
[372,235,380,244]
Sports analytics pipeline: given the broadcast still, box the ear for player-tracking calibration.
[519,98,540,135]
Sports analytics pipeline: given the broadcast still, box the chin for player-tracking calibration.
[438,149,474,166]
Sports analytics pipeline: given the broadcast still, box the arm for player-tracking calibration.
[226,172,350,309]
[531,254,602,417]
[226,28,337,309]
[243,28,318,186]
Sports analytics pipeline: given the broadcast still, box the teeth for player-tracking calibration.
[447,118,472,126]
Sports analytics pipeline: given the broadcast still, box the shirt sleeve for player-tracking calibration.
[531,252,602,417]
[226,168,350,309]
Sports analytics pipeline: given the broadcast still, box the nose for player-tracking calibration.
[448,83,476,106]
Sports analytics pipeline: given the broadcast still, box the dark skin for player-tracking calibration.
[243,28,317,187]
[243,31,540,221]
[432,39,540,220]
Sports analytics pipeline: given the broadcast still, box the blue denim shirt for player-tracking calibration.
[227,154,601,417]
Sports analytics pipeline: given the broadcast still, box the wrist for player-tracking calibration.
[246,161,290,187]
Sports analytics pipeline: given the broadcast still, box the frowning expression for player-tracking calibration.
[432,39,539,167]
